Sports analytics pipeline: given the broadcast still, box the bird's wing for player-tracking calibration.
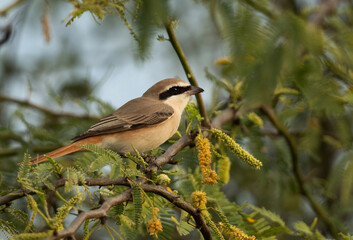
[71,97,174,142]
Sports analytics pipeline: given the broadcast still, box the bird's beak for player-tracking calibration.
[188,85,204,95]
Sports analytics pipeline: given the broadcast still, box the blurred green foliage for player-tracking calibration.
[0,0,353,239]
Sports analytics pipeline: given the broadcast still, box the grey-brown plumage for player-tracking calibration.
[29,78,204,164]
[72,98,174,141]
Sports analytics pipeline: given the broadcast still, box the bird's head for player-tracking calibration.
[143,78,204,111]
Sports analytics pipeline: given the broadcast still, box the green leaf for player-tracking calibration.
[293,221,312,235]
[133,186,143,228]
[248,205,285,227]
[0,219,18,238]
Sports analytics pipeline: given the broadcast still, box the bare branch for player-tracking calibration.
[211,108,237,130]
[0,94,99,121]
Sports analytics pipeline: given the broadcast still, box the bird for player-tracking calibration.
[29,78,204,164]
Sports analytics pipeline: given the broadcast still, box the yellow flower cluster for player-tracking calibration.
[153,207,160,217]
[210,129,262,169]
[195,134,219,185]
[147,218,163,238]
[218,156,231,184]
[191,191,207,209]
[218,222,256,240]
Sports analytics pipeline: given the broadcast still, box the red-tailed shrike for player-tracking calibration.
[30,78,204,164]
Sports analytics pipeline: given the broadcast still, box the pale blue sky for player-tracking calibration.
[0,0,223,114]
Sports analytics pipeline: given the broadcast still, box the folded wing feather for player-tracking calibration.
[71,97,174,142]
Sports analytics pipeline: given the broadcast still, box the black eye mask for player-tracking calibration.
[159,86,191,100]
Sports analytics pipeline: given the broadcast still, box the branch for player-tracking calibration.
[47,184,212,240]
[165,21,211,128]
[0,94,99,121]
[0,0,24,16]
[211,108,237,130]
[153,133,195,168]
[0,177,213,239]
[311,0,340,27]
[47,188,132,240]
[0,178,129,206]
[260,105,338,237]
[140,184,212,240]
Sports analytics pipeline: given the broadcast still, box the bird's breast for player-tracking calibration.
[99,111,181,154]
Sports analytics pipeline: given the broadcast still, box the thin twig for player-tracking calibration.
[260,105,338,237]
[165,20,211,128]
[0,94,99,120]
[0,0,24,16]
[311,0,340,27]
[0,178,129,206]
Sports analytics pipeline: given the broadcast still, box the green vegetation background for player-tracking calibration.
[0,0,352,239]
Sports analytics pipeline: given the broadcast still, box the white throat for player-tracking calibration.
[163,94,191,114]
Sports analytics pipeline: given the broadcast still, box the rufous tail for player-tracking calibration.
[29,143,81,165]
